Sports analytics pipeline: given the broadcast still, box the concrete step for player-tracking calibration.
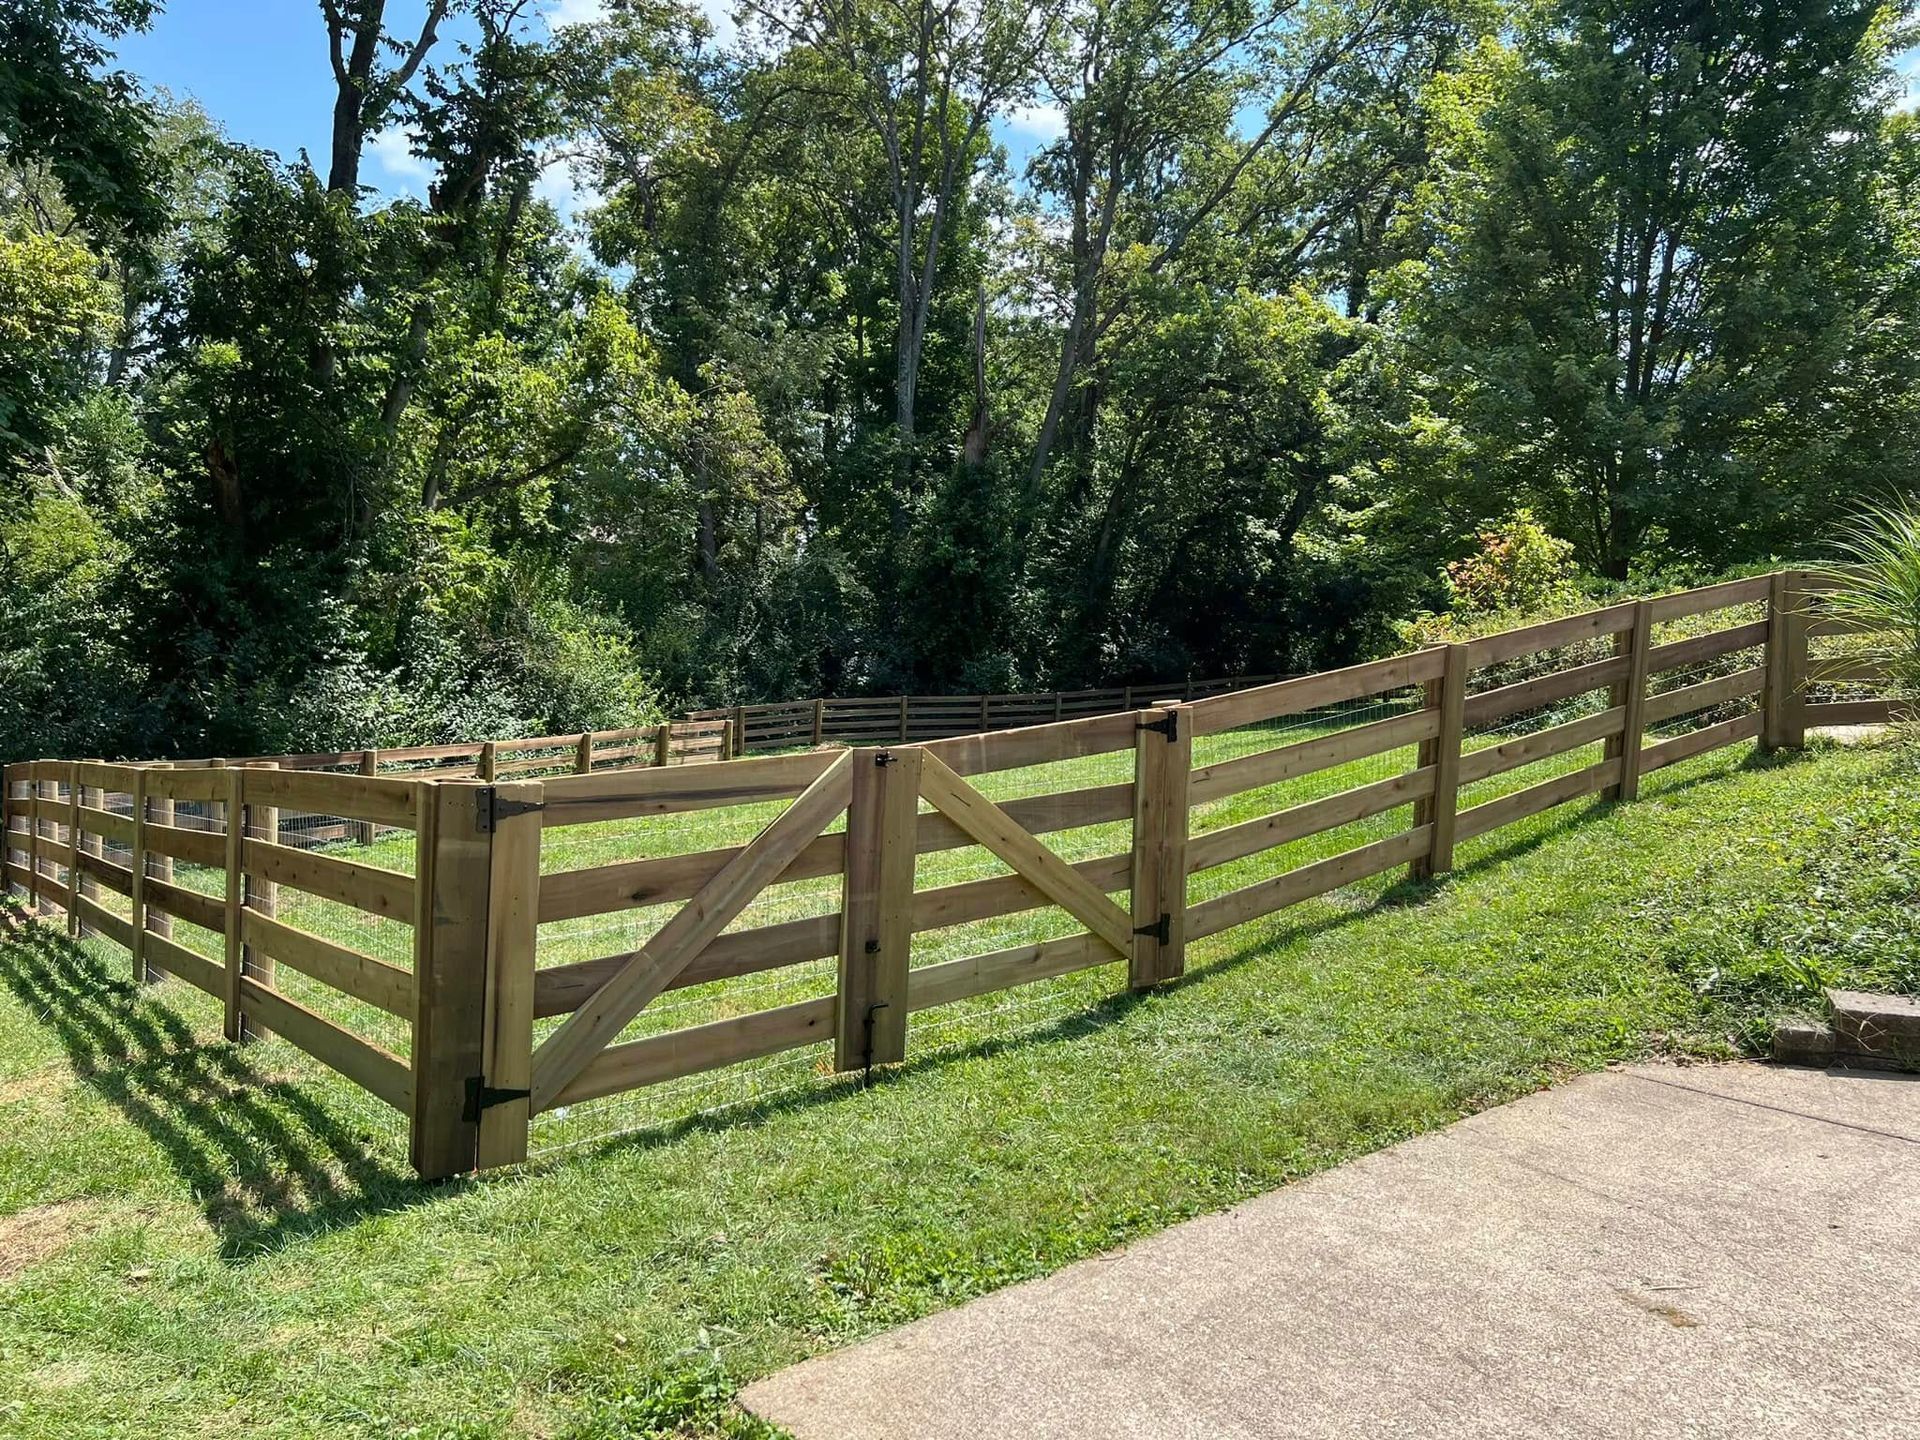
[1771,989,1920,1072]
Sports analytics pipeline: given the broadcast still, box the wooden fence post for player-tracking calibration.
[76,763,102,935]
[222,766,245,1041]
[898,695,910,743]
[1411,643,1468,880]
[731,705,746,755]
[479,741,498,782]
[813,698,826,746]
[835,746,921,1072]
[575,731,594,773]
[477,780,542,1170]
[655,724,672,768]
[64,762,80,938]
[129,766,149,982]
[720,718,735,760]
[1765,569,1810,751]
[355,750,379,845]
[145,763,173,952]
[1130,700,1190,988]
[26,768,44,914]
[237,762,280,1039]
[412,780,495,1179]
[1609,600,1653,801]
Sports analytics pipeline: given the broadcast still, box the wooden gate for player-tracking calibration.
[527,751,855,1112]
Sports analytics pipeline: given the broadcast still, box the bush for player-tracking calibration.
[1442,509,1578,614]
[1822,499,1920,698]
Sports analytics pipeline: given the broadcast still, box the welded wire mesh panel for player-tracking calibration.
[235,793,417,1149]
[528,787,848,1155]
[1451,633,1622,860]
[1643,598,1768,742]
[1185,685,1427,911]
[906,743,1136,1058]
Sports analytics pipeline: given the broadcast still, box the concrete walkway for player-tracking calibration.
[743,1064,1920,1439]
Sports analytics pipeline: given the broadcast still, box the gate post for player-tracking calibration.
[1130,700,1190,988]
[412,780,493,1179]
[478,780,541,1169]
[836,745,921,1073]
[413,778,542,1178]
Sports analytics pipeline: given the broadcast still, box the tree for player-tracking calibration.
[0,0,163,240]
[747,0,1058,471]
[1402,0,1918,577]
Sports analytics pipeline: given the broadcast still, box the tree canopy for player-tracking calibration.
[2,0,1917,761]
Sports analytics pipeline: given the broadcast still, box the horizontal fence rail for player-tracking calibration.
[3,570,1906,1177]
[687,674,1294,753]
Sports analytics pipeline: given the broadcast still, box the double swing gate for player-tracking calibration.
[2,570,1907,1177]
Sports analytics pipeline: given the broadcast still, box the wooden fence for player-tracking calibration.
[687,675,1291,753]
[2,571,1904,1178]
[187,717,734,783]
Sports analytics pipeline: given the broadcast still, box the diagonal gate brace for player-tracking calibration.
[527,749,855,1111]
[916,751,1133,957]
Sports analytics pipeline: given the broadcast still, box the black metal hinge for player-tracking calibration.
[475,787,544,833]
[1134,912,1171,946]
[464,1075,532,1123]
[1139,709,1180,742]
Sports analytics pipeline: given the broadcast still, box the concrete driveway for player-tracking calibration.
[743,1063,1920,1439]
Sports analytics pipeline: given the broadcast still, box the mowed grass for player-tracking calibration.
[1,734,1915,1438]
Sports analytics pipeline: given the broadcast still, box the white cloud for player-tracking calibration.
[533,152,604,227]
[1003,103,1066,143]
[368,125,430,189]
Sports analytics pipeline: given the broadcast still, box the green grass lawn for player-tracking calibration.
[2,734,1916,1439]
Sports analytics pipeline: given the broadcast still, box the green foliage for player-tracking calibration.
[0,0,163,241]
[0,228,118,474]
[2,0,1920,761]
[1441,509,1577,614]
[1823,498,1920,695]
[0,739,1907,1435]
[1396,0,1919,577]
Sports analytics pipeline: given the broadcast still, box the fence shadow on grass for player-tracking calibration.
[0,908,428,1259]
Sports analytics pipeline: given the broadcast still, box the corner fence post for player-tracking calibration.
[478,779,541,1170]
[1609,600,1653,802]
[836,745,920,1073]
[1412,643,1468,880]
[1130,700,1190,988]
[412,780,495,1180]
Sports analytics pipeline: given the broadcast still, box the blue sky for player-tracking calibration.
[114,0,1065,210]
